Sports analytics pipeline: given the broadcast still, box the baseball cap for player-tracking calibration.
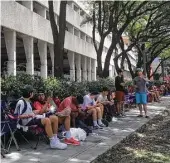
[136,68,143,72]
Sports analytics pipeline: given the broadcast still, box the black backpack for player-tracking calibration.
[75,119,92,136]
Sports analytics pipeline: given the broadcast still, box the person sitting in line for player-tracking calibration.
[33,92,80,146]
[97,87,116,119]
[96,87,112,105]
[152,85,160,101]
[56,95,84,145]
[107,90,116,102]
[148,86,160,102]
[160,84,166,96]
[14,85,67,150]
[82,92,106,129]
[58,95,83,128]
[53,95,61,108]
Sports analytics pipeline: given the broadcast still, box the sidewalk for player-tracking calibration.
[2,97,170,163]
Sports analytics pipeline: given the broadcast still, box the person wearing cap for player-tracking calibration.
[115,69,125,117]
[133,68,149,118]
[14,85,67,150]
[33,92,81,146]
[82,92,106,129]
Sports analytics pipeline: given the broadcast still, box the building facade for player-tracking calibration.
[1,0,137,81]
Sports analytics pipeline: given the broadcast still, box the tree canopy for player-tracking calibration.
[82,1,170,79]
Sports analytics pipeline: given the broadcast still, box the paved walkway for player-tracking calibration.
[2,96,170,163]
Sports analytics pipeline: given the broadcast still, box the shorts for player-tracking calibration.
[26,118,43,127]
[115,91,125,102]
[135,92,147,104]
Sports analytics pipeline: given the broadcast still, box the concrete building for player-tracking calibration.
[1,0,137,81]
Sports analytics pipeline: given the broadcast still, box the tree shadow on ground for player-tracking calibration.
[91,115,170,163]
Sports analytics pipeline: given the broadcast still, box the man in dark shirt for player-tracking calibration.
[115,69,125,116]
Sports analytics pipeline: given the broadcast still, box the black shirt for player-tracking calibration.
[115,76,124,91]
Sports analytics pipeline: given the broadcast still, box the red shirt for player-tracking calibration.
[58,97,77,112]
[53,98,61,108]
[33,101,51,111]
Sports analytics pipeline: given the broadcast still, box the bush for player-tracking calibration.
[1,74,115,100]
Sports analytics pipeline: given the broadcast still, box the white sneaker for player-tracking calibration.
[50,138,67,150]
[98,123,106,127]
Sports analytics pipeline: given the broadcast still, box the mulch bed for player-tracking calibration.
[91,113,170,163]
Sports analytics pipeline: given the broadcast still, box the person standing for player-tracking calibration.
[115,69,125,117]
[133,68,149,118]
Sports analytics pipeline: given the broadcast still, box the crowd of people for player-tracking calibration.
[2,68,170,151]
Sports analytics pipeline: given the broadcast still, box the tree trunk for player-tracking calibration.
[49,0,67,78]
[114,56,120,75]
[120,53,126,70]
[103,43,116,78]
[124,53,135,79]
[103,34,118,78]
[97,37,105,78]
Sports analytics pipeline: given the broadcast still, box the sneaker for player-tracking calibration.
[57,132,66,139]
[98,123,106,127]
[145,115,150,118]
[64,137,80,146]
[137,115,143,117]
[93,125,103,130]
[50,138,67,149]
[120,113,126,117]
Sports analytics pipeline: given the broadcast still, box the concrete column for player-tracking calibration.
[91,59,97,81]
[75,54,81,82]
[22,1,33,11]
[109,65,112,78]
[36,6,46,18]
[82,56,87,81]
[112,66,115,77]
[48,44,54,77]
[38,40,47,79]
[67,51,75,81]
[23,36,34,75]
[87,58,92,81]
[4,29,16,76]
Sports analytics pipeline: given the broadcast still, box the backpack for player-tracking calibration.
[9,98,28,124]
[75,119,92,136]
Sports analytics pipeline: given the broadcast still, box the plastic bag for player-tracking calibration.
[70,128,87,141]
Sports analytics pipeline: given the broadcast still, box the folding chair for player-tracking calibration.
[7,113,49,150]
[6,98,49,150]
[124,94,135,111]
[1,120,20,155]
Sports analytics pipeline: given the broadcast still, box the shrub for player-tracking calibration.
[1,74,115,100]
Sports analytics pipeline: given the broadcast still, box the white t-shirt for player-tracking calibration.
[97,94,108,103]
[14,99,34,125]
[82,94,96,111]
